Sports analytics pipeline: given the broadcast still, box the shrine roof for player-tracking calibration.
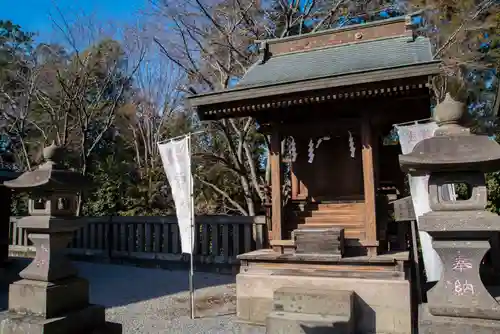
[237,35,433,89]
[188,15,441,120]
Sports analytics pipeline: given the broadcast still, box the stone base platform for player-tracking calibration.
[0,304,122,334]
[236,250,412,334]
[419,303,500,334]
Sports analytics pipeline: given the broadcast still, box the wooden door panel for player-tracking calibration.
[292,134,364,201]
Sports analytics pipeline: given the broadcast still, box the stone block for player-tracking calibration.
[266,311,353,334]
[273,287,353,318]
[294,228,344,255]
[237,272,411,333]
[8,278,89,318]
[0,304,119,334]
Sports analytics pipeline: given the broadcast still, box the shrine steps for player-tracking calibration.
[306,202,365,213]
[290,202,367,248]
[295,215,365,224]
[266,287,354,334]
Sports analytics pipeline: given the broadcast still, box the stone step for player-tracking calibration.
[266,311,354,334]
[273,287,354,318]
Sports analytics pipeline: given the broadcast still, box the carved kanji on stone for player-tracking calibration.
[452,253,473,272]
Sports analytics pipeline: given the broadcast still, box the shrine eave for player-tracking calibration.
[189,61,440,120]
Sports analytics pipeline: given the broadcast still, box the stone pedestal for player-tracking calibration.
[0,143,121,334]
[417,180,500,332]
[0,220,121,334]
[399,93,500,333]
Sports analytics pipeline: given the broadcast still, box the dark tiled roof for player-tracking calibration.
[237,36,434,89]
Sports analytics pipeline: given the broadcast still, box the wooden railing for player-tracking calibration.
[8,216,266,266]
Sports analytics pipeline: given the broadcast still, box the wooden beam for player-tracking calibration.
[361,113,378,256]
[270,129,283,241]
[276,119,360,137]
[297,179,308,200]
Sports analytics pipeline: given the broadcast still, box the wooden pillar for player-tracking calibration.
[361,114,378,256]
[373,129,381,188]
[291,163,299,200]
[299,179,308,200]
[270,128,283,240]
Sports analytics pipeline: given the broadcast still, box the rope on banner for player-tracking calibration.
[156,130,207,145]
[392,117,433,128]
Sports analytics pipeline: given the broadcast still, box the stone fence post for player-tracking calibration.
[0,168,18,269]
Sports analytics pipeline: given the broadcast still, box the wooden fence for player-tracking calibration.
[8,216,267,266]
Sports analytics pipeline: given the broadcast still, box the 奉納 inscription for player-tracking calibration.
[452,253,473,272]
[453,279,475,296]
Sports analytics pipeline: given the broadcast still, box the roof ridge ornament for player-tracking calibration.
[258,41,270,65]
[404,14,416,42]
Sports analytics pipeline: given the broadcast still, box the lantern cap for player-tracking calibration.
[400,94,500,173]
[3,142,88,191]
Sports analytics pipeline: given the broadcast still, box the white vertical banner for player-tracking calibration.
[158,136,194,254]
[396,122,453,282]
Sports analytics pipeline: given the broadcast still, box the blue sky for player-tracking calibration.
[3,0,146,41]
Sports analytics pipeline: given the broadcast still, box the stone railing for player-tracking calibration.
[9,216,266,267]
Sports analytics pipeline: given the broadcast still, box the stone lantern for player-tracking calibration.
[0,142,121,334]
[399,93,500,333]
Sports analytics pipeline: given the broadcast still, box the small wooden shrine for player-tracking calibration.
[190,14,438,255]
[189,13,439,333]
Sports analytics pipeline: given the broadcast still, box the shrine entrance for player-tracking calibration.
[265,95,431,246]
[291,131,364,202]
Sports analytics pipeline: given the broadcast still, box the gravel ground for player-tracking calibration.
[0,260,263,333]
[75,262,266,334]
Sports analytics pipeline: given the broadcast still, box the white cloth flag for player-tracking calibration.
[396,122,455,282]
[158,137,194,254]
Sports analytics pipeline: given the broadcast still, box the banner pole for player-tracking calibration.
[188,133,195,320]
